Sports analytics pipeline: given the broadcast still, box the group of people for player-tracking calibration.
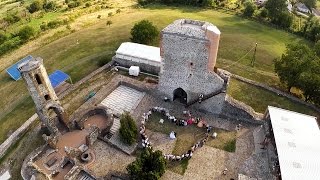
[139,106,218,162]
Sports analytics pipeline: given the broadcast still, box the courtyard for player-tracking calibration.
[40,73,273,180]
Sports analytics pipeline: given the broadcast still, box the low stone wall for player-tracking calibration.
[220,95,264,125]
[232,74,320,114]
[0,114,38,159]
[113,57,160,75]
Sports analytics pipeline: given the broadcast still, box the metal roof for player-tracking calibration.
[116,42,160,62]
[6,55,33,81]
[267,106,320,180]
[48,70,70,88]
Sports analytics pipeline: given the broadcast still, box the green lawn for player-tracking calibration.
[227,78,319,116]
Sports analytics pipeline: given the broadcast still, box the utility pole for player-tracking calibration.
[251,43,258,67]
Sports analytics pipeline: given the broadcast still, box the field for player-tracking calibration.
[0,1,318,154]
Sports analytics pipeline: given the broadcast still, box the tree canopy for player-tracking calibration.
[127,148,166,180]
[265,0,292,28]
[274,43,314,91]
[243,1,256,17]
[119,112,138,145]
[130,20,159,45]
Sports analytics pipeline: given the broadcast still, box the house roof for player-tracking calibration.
[267,106,320,180]
[296,2,309,10]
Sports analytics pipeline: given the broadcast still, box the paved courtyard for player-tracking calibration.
[65,75,273,179]
[100,85,145,115]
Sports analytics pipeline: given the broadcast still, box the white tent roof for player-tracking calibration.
[267,106,320,180]
[116,42,161,62]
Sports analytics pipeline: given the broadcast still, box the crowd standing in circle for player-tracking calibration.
[139,107,218,161]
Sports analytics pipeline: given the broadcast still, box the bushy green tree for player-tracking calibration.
[17,26,35,42]
[259,7,268,18]
[27,0,43,13]
[119,112,138,145]
[274,43,315,91]
[0,37,22,56]
[127,148,166,180]
[298,65,320,103]
[131,20,159,45]
[243,1,256,17]
[3,13,21,24]
[302,16,320,42]
[0,32,7,44]
[265,0,292,28]
[106,20,112,26]
[43,0,57,11]
[314,40,320,56]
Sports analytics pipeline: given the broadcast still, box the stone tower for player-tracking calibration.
[18,57,67,134]
[158,19,226,110]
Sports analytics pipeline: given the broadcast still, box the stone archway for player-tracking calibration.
[173,88,187,104]
[46,103,69,132]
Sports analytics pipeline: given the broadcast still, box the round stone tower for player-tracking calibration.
[18,57,67,134]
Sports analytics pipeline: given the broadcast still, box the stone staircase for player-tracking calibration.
[78,171,95,180]
[106,118,121,139]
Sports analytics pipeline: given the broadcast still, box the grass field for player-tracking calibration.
[227,78,319,116]
[0,3,316,146]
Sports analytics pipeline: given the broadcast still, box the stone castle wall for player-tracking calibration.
[158,19,225,105]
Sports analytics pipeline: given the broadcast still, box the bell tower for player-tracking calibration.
[18,57,68,134]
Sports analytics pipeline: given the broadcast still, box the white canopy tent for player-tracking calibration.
[267,106,320,180]
[115,42,161,67]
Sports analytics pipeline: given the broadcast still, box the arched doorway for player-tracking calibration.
[173,88,187,104]
[47,105,69,132]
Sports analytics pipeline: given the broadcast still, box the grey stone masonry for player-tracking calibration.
[158,19,226,112]
[18,57,67,134]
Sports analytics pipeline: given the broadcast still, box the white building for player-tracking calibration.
[265,106,320,180]
[113,42,161,74]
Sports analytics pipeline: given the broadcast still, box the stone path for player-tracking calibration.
[100,85,145,116]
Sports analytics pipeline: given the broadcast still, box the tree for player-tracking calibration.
[301,0,316,9]
[259,7,268,18]
[17,26,35,42]
[297,57,320,103]
[27,0,43,13]
[127,148,166,180]
[106,20,112,26]
[314,40,320,56]
[0,32,7,44]
[130,20,159,45]
[119,112,138,145]
[265,0,287,24]
[274,43,315,91]
[108,12,113,17]
[116,9,121,14]
[302,16,320,42]
[243,1,256,17]
[43,0,57,11]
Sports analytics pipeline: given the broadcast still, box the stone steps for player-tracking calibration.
[106,118,121,139]
[78,172,95,180]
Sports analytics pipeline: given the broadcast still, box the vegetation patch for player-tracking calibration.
[228,78,319,116]
[119,112,138,145]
